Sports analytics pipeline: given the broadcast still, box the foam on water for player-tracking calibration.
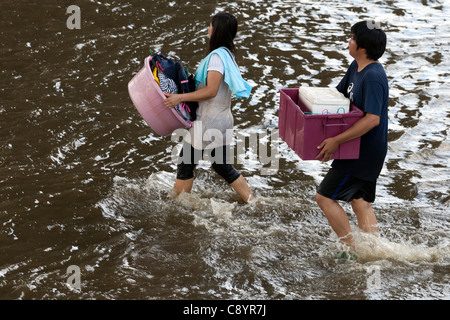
[89,163,450,300]
[100,171,450,266]
[354,231,449,264]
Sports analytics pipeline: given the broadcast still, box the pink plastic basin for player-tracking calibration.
[279,88,363,160]
[128,56,191,136]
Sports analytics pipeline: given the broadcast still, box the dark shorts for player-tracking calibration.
[176,142,241,185]
[317,168,376,203]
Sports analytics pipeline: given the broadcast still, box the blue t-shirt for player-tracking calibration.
[332,60,389,182]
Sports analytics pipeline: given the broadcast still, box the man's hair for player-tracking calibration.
[351,20,387,61]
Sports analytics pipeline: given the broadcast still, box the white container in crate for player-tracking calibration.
[298,86,350,115]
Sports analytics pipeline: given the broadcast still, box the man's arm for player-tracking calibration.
[315,112,380,162]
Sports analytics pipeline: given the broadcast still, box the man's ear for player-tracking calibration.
[357,46,367,56]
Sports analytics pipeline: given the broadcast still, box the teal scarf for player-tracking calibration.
[194,47,252,99]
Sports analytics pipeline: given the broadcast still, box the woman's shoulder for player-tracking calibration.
[210,47,235,61]
[209,53,224,64]
[207,53,224,74]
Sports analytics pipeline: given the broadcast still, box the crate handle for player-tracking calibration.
[322,118,348,135]
[322,118,349,127]
[323,122,349,127]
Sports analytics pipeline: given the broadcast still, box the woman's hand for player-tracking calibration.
[163,93,182,109]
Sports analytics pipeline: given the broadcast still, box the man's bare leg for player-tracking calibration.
[351,198,378,233]
[315,193,354,248]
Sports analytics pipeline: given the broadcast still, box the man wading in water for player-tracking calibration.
[315,21,389,255]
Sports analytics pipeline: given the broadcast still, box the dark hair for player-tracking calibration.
[351,20,387,61]
[208,12,238,55]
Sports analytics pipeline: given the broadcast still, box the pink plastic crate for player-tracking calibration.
[279,88,363,160]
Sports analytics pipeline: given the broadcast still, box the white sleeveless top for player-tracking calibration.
[185,54,233,150]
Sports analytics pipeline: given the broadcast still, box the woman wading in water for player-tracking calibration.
[163,12,254,203]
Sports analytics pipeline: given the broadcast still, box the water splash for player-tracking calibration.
[320,229,450,264]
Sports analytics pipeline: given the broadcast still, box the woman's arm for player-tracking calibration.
[163,71,223,108]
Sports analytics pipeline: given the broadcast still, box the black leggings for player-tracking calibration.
[176,142,241,184]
